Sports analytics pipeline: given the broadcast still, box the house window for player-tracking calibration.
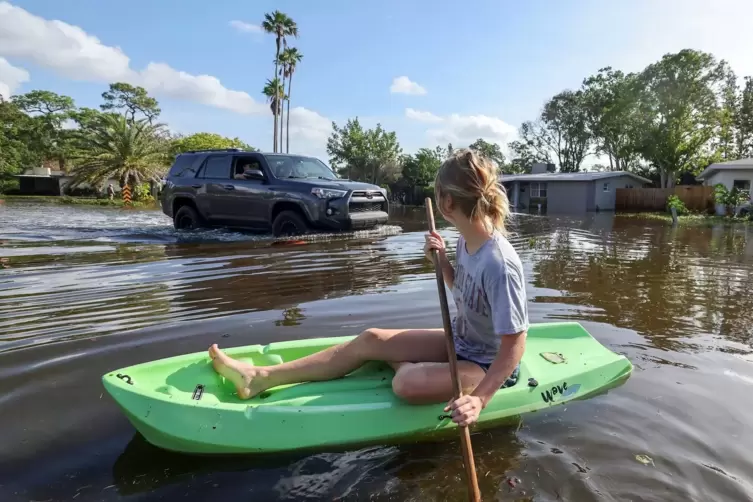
[603,182,611,192]
[530,182,547,198]
[732,179,750,195]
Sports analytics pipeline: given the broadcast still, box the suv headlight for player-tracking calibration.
[311,187,346,199]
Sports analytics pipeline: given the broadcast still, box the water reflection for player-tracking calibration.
[526,218,753,351]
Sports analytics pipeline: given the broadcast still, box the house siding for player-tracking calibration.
[702,169,753,193]
[547,181,589,213]
[593,174,641,210]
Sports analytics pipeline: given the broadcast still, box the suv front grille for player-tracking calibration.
[349,190,386,213]
[350,202,384,213]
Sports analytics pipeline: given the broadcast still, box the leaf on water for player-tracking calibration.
[540,352,566,364]
[635,454,654,466]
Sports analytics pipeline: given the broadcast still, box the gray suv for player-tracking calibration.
[160,149,389,236]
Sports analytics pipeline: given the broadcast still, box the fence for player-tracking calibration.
[615,186,714,212]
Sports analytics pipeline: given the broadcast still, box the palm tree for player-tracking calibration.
[262,78,286,130]
[69,114,168,191]
[280,47,303,153]
[262,10,298,152]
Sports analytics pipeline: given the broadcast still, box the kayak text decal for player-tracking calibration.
[541,382,581,403]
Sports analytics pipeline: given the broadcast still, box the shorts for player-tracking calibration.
[456,353,520,388]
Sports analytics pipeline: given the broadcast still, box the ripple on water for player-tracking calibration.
[1,203,753,501]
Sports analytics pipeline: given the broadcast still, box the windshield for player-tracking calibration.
[264,154,338,180]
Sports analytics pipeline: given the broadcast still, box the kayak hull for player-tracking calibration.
[102,322,632,454]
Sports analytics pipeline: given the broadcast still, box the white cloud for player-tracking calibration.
[0,2,267,114]
[0,2,334,155]
[229,20,263,35]
[405,108,442,123]
[138,63,266,115]
[405,108,517,146]
[390,76,427,96]
[0,57,29,98]
[285,107,332,158]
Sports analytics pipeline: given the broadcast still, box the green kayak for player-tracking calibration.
[102,321,632,454]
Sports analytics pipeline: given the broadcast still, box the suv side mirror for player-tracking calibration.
[243,169,265,181]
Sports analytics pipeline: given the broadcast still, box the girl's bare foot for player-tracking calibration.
[208,344,272,399]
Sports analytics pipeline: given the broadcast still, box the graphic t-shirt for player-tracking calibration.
[451,231,529,365]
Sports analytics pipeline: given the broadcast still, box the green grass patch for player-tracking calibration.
[1,195,159,209]
[616,211,751,226]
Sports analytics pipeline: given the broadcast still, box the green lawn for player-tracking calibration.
[616,211,751,225]
[0,195,159,209]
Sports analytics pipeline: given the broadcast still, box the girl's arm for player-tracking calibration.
[471,331,526,406]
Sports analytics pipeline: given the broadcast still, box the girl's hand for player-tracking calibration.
[444,394,484,427]
[424,231,446,261]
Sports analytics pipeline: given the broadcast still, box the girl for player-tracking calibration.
[208,148,528,427]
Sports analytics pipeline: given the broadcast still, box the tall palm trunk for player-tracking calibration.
[272,37,281,152]
[286,71,293,153]
[279,76,285,153]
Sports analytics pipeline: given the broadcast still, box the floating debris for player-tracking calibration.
[540,352,566,364]
[635,454,654,466]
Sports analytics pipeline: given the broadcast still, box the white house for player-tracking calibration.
[696,158,753,195]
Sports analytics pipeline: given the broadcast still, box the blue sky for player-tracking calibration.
[1,0,752,166]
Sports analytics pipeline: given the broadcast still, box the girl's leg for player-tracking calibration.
[209,328,449,399]
[390,361,487,404]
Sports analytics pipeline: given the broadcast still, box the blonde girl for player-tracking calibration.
[208,148,528,427]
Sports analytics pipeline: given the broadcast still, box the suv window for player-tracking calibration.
[200,155,232,179]
[263,154,338,180]
[168,154,202,178]
[233,156,263,179]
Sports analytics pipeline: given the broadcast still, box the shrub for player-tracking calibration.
[666,194,687,215]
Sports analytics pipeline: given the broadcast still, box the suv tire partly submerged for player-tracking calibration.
[272,210,310,237]
[174,205,203,230]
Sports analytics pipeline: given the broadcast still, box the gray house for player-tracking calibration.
[501,163,651,213]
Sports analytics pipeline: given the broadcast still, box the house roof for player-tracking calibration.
[500,170,651,184]
[696,158,753,180]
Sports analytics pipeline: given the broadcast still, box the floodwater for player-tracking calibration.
[0,200,752,502]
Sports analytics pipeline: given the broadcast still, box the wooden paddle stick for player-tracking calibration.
[425,197,482,502]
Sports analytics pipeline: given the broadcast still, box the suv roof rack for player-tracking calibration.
[180,148,245,154]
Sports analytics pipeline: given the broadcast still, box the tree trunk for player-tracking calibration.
[273,38,281,152]
[286,72,293,153]
[280,86,285,154]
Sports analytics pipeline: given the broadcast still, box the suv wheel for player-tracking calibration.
[174,205,203,230]
[272,210,310,237]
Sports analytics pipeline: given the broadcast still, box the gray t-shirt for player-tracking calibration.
[451,231,529,365]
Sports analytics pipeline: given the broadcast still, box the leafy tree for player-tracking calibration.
[0,97,37,191]
[635,49,727,187]
[69,114,169,189]
[736,76,753,157]
[262,10,298,152]
[279,47,303,153]
[538,90,592,172]
[401,147,443,187]
[101,83,160,124]
[326,117,402,184]
[11,90,75,171]
[508,122,554,173]
[468,138,507,172]
[171,132,254,155]
[581,67,643,171]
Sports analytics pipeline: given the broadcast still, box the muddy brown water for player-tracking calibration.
[1,201,752,501]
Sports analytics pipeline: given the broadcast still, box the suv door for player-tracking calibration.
[225,154,272,228]
[196,154,235,222]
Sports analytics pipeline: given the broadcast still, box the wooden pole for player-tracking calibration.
[425,197,482,502]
